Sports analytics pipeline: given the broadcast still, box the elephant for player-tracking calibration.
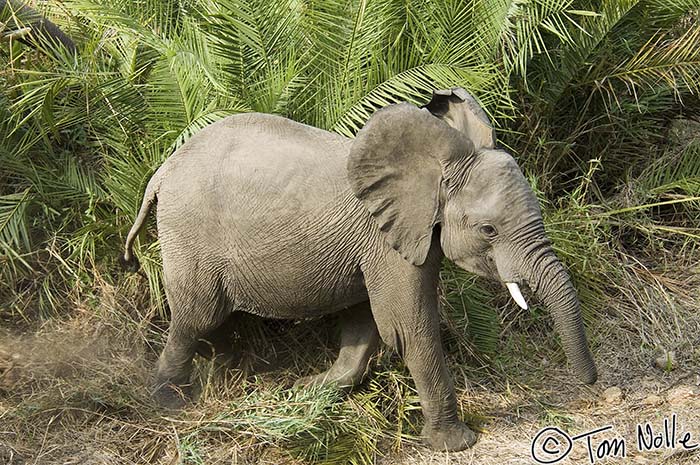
[122,87,597,452]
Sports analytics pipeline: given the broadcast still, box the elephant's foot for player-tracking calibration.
[151,381,192,410]
[422,421,477,451]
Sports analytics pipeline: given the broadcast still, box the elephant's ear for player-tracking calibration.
[348,103,472,265]
[423,87,496,150]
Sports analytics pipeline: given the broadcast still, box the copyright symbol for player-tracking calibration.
[531,427,573,464]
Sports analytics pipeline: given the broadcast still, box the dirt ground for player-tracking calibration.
[380,371,700,464]
[1,293,699,465]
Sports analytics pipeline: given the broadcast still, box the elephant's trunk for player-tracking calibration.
[527,251,597,385]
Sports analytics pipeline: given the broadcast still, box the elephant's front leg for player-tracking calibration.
[363,254,476,451]
[402,324,476,451]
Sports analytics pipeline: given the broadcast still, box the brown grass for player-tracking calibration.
[1,258,699,464]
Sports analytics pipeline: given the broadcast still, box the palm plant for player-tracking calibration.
[1,0,698,342]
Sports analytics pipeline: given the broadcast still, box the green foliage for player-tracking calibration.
[2,0,699,347]
[197,383,383,464]
[441,264,501,355]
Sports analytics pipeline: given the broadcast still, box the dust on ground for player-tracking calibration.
[380,368,700,465]
[1,283,699,465]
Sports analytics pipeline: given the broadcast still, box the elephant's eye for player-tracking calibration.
[479,224,498,238]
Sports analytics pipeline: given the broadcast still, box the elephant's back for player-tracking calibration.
[160,112,352,208]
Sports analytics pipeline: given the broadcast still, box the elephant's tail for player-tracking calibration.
[121,172,160,271]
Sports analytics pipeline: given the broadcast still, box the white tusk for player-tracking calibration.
[506,282,528,310]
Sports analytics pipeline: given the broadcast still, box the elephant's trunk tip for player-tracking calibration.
[578,364,598,385]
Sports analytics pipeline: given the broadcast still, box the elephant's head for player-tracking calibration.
[348,88,597,385]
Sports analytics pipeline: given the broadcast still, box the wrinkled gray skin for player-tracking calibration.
[123,88,597,452]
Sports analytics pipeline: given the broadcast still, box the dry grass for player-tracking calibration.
[1,254,699,465]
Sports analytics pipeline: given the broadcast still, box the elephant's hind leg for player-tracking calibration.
[153,272,228,408]
[295,301,379,390]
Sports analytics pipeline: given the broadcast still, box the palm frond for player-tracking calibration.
[598,25,700,99]
[0,188,32,252]
[529,0,641,107]
[330,62,504,137]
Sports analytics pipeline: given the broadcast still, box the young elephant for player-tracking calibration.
[123,88,597,451]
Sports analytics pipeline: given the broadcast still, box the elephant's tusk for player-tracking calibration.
[506,282,528,310]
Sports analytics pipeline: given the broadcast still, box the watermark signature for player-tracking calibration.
[530,413,698,464]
